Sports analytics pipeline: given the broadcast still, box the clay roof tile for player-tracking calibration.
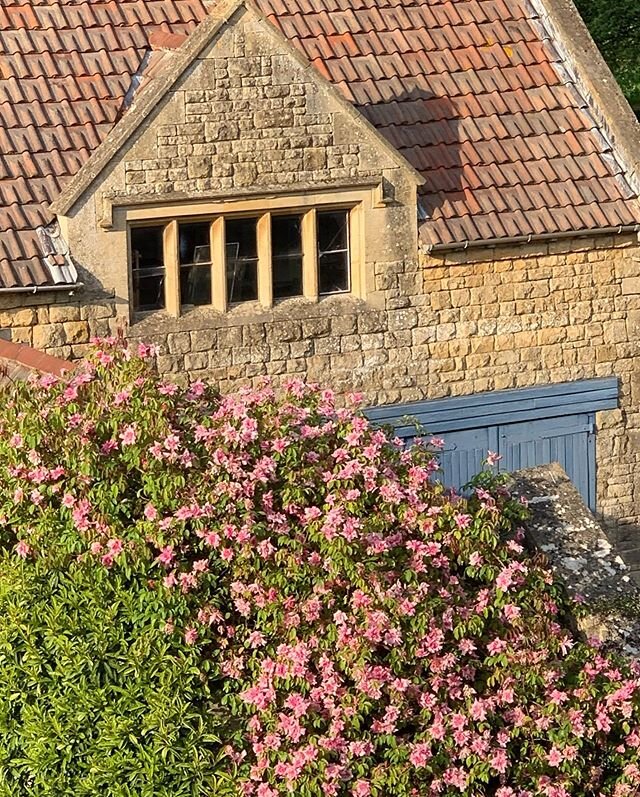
[0,339,73,385]
[0,0,638,280]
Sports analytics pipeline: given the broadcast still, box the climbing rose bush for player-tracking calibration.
[0,341,639,796]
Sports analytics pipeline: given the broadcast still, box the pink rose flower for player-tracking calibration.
[119,424,137,446]
[184,627,198,645]
[15,540,31,559]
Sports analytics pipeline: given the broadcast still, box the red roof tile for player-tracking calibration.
[262,0,639,246]
[0,0,209,288]
[0,0,638,287]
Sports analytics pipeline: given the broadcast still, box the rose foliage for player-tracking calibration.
[0,341,639,797]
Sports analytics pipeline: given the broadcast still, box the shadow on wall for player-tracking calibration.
[609,518,640,582]
[65,254,128,319]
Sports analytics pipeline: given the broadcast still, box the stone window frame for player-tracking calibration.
[125,189,367,318]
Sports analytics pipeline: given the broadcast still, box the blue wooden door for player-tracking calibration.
[434,426,499,494]
[429,416,595,509]
[498,414,595,509]
[365,378,617,513]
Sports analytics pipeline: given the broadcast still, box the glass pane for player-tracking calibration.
[317,210,348,253]
[272,215,303,298]
[226,217,259,303]
[180,266,212,307]
[179,222,211,308]
[319,251,350,294]
[131,226,165,311]
[317,210,350,294]
[179,222,211,265]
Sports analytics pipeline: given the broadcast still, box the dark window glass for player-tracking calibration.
[226,217,259,303]
[318,210,350,294]
[272,214,303,299]
[131,226,165,312]
[179,222,211,307]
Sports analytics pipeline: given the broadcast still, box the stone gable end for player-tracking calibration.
[124,14,383,195]
[59,4,419,306]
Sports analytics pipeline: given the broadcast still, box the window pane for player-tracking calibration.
[318,210,350,294]
[180,266,212,307]
[131,226,165,312]
[226,217,259,303]
[272,214,303,299]
[318,210,348,253]
[179,222,211,307]
[179,222,211,265]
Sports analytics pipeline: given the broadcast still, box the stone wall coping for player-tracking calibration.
[0,339,73,383]
[511,462,640,657]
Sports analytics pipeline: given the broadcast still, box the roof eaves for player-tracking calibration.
[420,222,640,254]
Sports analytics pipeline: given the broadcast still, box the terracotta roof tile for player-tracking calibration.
[263,0,638,245]
[0,0,638,286]
[0,0,209,288]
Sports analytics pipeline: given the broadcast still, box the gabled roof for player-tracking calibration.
[1,0,639,290]
[50,0,425,218]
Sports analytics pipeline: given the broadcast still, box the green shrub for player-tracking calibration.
[0,548,220,797]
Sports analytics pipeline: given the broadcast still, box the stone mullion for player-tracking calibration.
[302,208,318,301]
[349,204,364,299]
[257,212,273,309]
[211,217,227,313]
[163,220,180,318]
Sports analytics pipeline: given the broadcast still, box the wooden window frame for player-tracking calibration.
[127,193,366,318]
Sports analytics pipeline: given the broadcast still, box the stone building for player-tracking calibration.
[2,0,640,543]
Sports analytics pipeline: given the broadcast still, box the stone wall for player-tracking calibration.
[121,233,640,539]
[0,291,118,359]
[124,73,367,196]
[4,233,640,540]
[420,235,640,539]
[512,463,640,656]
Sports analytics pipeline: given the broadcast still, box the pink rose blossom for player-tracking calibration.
[144,503,158,521]
[155,546,175,567]
[15,540,31,558]
[119,424,137,446]
[453,513,472,529]
[547,747,564,767]
[184,627,198,645]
